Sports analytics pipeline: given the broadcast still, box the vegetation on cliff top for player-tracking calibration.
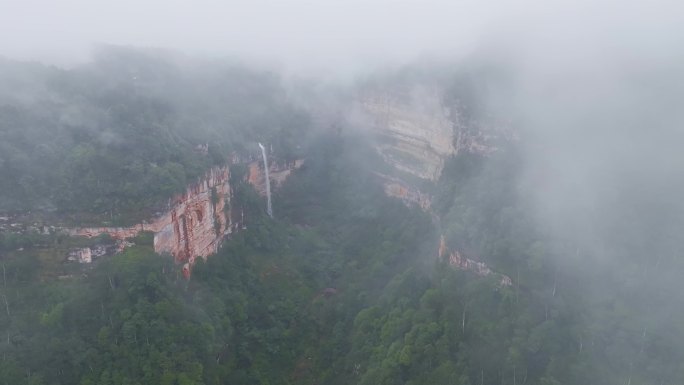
[0,47,309,224]
[2,53,684,385]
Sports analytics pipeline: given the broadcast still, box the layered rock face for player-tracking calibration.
[361,87,456,181]
[360,84,515,285]
[152,166,232,270]
[69,166,233,275]
[359,85,513,184]
[68,154,302,276]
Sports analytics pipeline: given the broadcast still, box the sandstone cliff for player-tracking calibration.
[69,166,233,276]
[67,153,302,276]
[359,85,513,180]
[358,84,513,211]
[152,166,233,274]
[360,87,456,181]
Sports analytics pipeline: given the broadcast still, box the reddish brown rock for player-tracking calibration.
[247,162,263,191]
[375,172,431,210]
[439,235,512,286]
[69,166,234,272]
[246,159,304,196]
[152,166,233,267]
[68,156,302,276]
[360,87,456,181]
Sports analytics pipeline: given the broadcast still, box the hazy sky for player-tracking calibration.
[0,0,492,71]
[2,0,680,77]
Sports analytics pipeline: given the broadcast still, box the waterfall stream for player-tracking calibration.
[258,143,273,218]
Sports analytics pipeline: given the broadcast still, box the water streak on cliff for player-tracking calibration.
[258,143,273,218]
[247,159,305,196]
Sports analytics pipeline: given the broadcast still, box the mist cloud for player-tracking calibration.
[3,0,683,241]
[0,0,514,75]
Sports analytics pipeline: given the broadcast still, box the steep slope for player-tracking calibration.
[359,86,456,180]
[67,166,233,275]
[0,48,309,223]
[357,82,511,184]
[66,153,303,275]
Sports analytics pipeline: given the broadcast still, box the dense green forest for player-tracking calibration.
[2,50,684,385]
[0,47,308,224]
[2,127,684,384]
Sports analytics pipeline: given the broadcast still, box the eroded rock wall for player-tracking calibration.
[359,84,514,212]
[360,87,511,179]
[152,166,232,268]
[69,166,233,273]
[360,87,456,181]
[68,153,303,275]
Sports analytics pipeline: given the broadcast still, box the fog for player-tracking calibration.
[6,0,678,76]
[2,0,684,382]
[4,0,682,268]
[497,5,684,264]
[0,0,484,73]
[3,0,682,267]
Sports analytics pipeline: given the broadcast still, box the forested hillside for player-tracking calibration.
[0,47,308,223]
[1,48,684,385]
[3,124,684,384]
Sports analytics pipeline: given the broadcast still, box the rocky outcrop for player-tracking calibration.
[152,166,233,276]
[359,85,515,183]
[69,166,234,276]
[438,235,512,286]
[67,152,302,277]
[68,247,92,263]
[358,84,517,214]
[247,159,304,196]
[360,87,456,181]
[374,173,431,210]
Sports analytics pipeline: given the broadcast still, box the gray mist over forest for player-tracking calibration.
[2,0,682,287]
[490,6,684,267]
[3,0,683,283]
[5,1,676,75]
[2,0,684,383]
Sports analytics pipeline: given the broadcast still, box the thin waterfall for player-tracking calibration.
[258,143,273,217]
